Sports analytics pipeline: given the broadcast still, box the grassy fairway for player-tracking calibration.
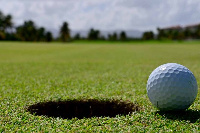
[0,41,200,132]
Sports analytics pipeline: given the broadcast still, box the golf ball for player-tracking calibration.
[147,63,198,111]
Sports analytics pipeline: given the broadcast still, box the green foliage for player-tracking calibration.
[87,28,100,40]
[0,11,13,32]
[16,20,53,42]
[0,31,5,40]
[45,32,53,42]
[108,32,118,41]
[74,33,81,40]
[60,22,70,42]
[0,10,54,42]
[16,21,37,41]
[142,31,154,40]
[119,31,127,41]
[36,27,46,41]
[0,42,200,132]
[195,25,200,39]
[157,24,200,40]
[0,11,14,41]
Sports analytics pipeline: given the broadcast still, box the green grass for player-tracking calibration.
[0,41,200,132]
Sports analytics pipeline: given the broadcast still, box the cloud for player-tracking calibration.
[0,0,200,31]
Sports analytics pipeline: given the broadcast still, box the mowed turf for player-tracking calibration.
[0,41,200,132]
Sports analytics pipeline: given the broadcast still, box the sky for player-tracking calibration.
[0,0,200,32]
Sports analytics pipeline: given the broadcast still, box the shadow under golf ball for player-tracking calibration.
[26,99,141,119]
[156,109,200,123]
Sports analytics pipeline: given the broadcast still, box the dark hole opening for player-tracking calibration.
[26,99,141,119]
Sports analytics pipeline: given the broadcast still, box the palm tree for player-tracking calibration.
[60,22,70,42]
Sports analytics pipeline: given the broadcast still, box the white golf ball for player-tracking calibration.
[147,63,198,111]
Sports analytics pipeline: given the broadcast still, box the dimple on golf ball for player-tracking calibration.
[147,63,198,111]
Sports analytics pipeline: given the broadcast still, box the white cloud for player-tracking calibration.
[0,0,200,32]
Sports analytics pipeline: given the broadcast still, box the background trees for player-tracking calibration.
[156,25,200,41]
[1,10,200,42]
[107,31,127,41]
[195,24,200,39]
[16,21,37,41]
[16,20,53,42]
[45,32,53,42]
[60,22,70,42]
[87,28,100,40]
[142,31,154,40]
[108,32,118,41]
[36,27,46,41]
[0,11,13,32]
[74,33,81,40]
[119,31,127,41]
[0,11,13,40]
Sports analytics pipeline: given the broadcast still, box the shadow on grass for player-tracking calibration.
[26,99,141,119]
[156,109,200,123]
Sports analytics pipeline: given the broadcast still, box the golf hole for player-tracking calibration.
[26,99,141,119]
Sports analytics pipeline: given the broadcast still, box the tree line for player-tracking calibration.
[156,26,200,40]
[0,11,131,42]
[142,25,200,41]
[0,11,53,42]
[1,10,200,42]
